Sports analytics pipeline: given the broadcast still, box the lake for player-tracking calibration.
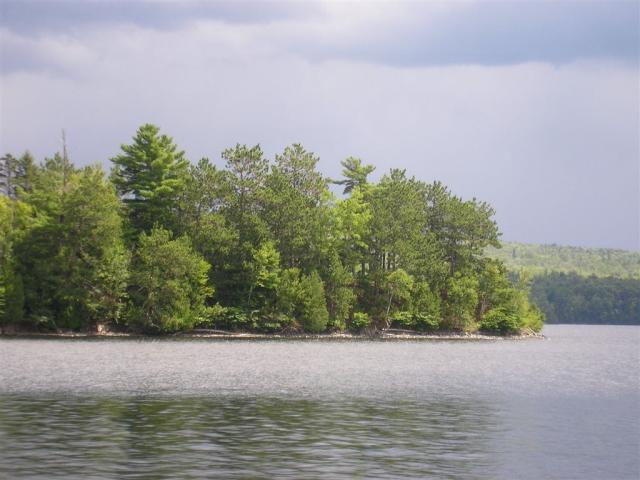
[0,325,638,479]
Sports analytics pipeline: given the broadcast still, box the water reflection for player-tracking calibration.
[0,395,500,479]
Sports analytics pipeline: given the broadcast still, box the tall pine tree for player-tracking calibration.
[111,124,189,237]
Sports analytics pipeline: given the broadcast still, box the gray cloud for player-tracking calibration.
[328,1,640,66]
[0,0,315,32]
[1,1,638,69]
[0,2,638,250]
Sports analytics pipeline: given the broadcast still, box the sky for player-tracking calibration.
[1,0,638,250]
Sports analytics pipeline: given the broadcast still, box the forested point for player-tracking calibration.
[0,124,543,336]
[487,243,640,325]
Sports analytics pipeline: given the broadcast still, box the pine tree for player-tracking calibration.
[111,124,189,236]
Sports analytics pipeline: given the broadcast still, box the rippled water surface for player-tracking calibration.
[1,325,638,479]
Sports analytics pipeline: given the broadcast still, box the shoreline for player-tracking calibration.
[0,328,546,341]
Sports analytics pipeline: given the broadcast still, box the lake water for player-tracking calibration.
[0,325,638,479]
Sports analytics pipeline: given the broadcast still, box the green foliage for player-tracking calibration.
[263,144,331,270]
[0,151,37,198]
[58,166,130,325]
[2,127,547,335]
[323,253,355,330]
[247,240,281,311]
[383,269,414,327]
[298,272,329,333]
[127,227,211,332]
[488,242,638,325]
[333,157,375,194]
[209,306,253,331]
[111,124,189,236]
[0,270,5,319]
[487,241,640,279]
[8,162,128,329]
[442,274,479,331]
[332,187,371,277]
[530,272,638,325]
[276,269,329,333]
[350,312,370,331]
[275,268,303,320]
[479,308,520,335]
[410,281,441,330]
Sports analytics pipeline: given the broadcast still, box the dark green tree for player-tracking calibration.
[127,227,212,332]
[57,166,130,327]
[263,144,331,270]
[299,271,329,333]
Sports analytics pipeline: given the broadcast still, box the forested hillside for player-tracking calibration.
[0,124,543,335]
[487,242,640,278]
[529,273,639,325]
[488,243,640,325]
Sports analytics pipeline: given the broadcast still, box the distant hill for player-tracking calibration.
[487,242,640,325]
[487,242,640,279]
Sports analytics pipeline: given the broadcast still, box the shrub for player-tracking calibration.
[390,311,414,328]
[480,308,520,335]
[414,313,440,331]
[350,311,370,331]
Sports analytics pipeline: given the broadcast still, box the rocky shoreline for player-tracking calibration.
[0,326,546,341]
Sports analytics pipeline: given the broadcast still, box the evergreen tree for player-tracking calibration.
[127,227,212,332]
[57,166,130,326]
[111,124,189,236]
[333,157,375,194]
[263,144,331,270]
[299,272,329,333]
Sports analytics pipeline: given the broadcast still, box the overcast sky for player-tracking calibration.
[1,0,638,250]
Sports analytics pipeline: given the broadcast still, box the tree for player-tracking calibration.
[299,271,329,333]
[424,181,499,276]
[276,268,303,320]
[221,143,268,244]
[9,153,75,327]
[263,144,331,270]
[383,269,414,328]
[442,274,479,331]
[12,151,37,196]
[127,227,212,332]
[323,252,355,330]
[220,144,270,304]
[247,240,281,310]
[409,281,441,330]
[332,187,371,276]
[57,165,130,326]
[177,158,238,301]
[10,164,129,329]
[111,124,189,236]
[333,157,375,194]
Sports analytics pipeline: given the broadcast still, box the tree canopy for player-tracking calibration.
[0,124,545,335]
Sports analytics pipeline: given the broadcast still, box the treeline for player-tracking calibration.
[0,124,543,335]
[487,242,640,279]
[529,273,640,325]
[487,242,640,325]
